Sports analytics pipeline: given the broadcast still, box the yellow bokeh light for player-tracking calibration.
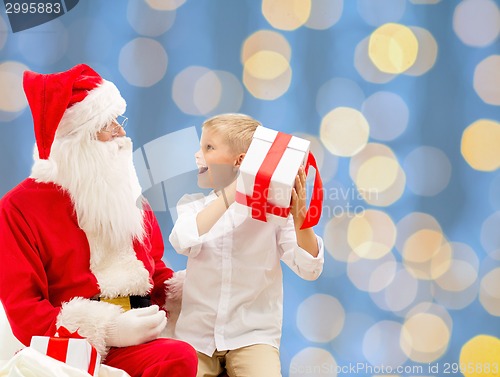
[320,107,370,157]
[262,0,311,31]
[349,143,405,206]
[402,229,452,280]
[400,313,450,362]
[355,156,399,193]
[369,23,419,74]
[461,119,500,171]
[241,30,291,64]
[243,65,292,100]
[244,51,290,80]
[395,212,443,255]
[348,210,397,261]
[460,335,500,377]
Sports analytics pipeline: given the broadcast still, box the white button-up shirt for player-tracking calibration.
[169,192,325,356]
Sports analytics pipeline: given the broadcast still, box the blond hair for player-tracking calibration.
[202,113,261,154]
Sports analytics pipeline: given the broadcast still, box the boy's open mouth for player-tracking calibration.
[198,166,208,175]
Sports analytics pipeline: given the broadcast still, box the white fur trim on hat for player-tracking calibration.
[56,80,126,139]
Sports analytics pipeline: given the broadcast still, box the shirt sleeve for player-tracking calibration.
[277,216,325,281]
[168,193,206,258]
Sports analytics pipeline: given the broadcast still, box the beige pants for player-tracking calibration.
[197,344,282,377]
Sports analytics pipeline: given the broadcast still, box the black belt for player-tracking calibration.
[90,295,151,311]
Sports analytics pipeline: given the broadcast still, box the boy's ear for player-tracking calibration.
[235,153,246,167]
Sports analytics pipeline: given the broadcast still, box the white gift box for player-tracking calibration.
[30,334,100,376]
[235,126,310,226]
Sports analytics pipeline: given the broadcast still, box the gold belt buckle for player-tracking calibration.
[100,296,131,311]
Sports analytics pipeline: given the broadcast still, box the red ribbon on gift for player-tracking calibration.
[46,326,99,376]
[300,151,323,230]
[236,131,323,229]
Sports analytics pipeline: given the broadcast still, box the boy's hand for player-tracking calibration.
[291,166,320,257]
[291,167,307,228]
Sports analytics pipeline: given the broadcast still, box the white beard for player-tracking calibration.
[44,136,151,297]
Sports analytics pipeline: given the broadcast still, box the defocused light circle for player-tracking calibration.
[127,0,176,36]
[372,266,419,313]
[356,156,399,194]
[396,212,443,255]
[324,214,354,262]
[348,210,396,259]
[0,61,29,113]
[119,38,168,87]
[453,0,500,47]
[262,0,311,31]
[354,37,396,84]
[474,55,500,106]
[244,51,289,80]
[146,0,186,10]
[289,348,337,377]
[405,26,438,76]
[402,229,452,280]
[400,312,450,362]
[435,242,479,292]
[297,294,345,342]
[173,66,238,116]
[305,0,343,30]
[460,335,500,377]
[347,252,397,292]
[193,70,221,115]
[461,119,500,171]
[404,146,452,196]
[206,71,244,116]
[479,268,500,316]
[362,91,409,141]
[349,143,406,206]
[242,30,291,63]
[243,66,292,100]
[320,107,370,157]
[363,321,407,368]
[368,23,419,74]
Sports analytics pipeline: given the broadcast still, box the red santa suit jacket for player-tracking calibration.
[0,178,173,356]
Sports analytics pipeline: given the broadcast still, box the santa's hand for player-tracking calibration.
[105,305,167,347]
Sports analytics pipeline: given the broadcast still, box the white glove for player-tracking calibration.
[105,305,167,347]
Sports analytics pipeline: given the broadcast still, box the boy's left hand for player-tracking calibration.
[291,167,307,228]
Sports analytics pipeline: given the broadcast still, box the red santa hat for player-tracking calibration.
[23,64,126,160]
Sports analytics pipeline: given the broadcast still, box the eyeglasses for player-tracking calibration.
[102,115,128,137]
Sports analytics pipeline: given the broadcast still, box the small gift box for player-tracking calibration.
[235,126,323,228]
[30,327,100,376]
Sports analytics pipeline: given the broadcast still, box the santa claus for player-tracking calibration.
[0,64,197,377]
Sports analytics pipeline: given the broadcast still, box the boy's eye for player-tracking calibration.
[206,144,214,150]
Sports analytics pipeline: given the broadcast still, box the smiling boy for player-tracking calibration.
[169,113,324,377]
